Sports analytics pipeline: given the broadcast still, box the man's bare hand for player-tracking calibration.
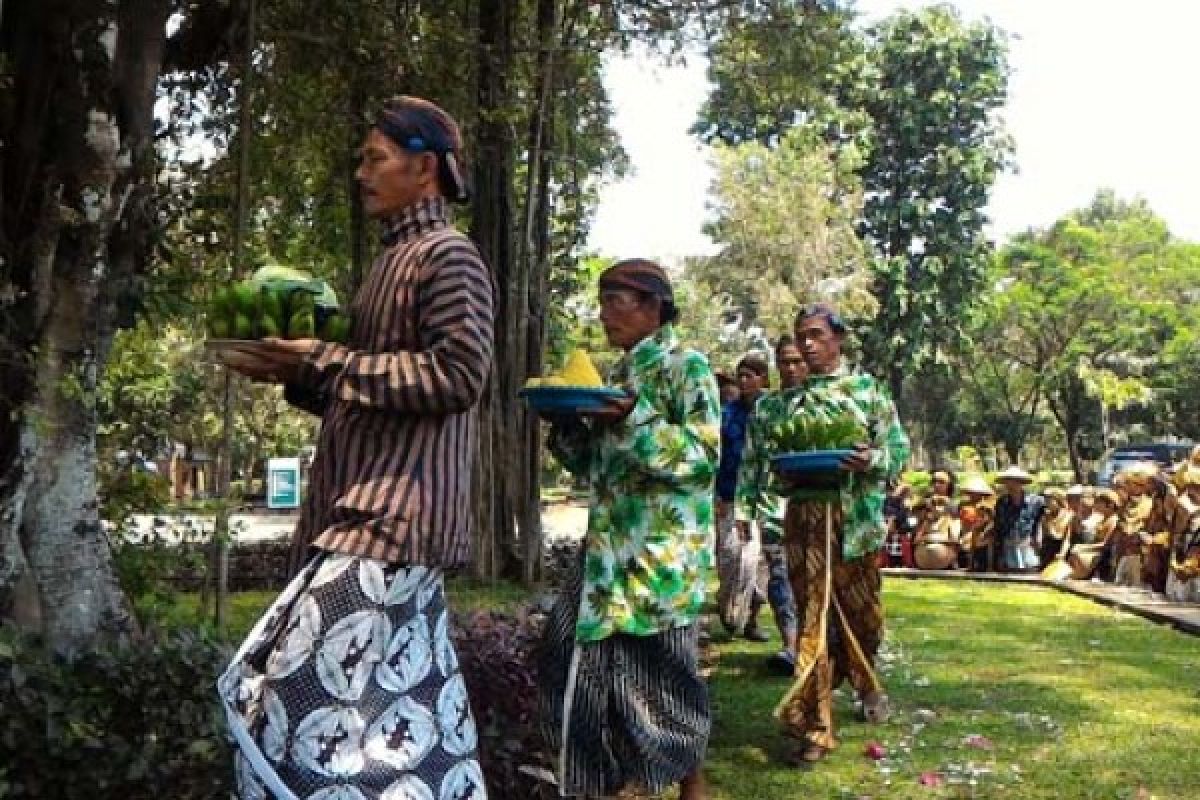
[584,390,636,424]
[218,338,318,384]
[840,442,874,473]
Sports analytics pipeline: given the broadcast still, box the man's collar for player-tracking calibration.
[381,196,449,245]
[626,325,678,371]
[805,361,851,383]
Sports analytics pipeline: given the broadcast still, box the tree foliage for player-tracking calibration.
[689,123,875,336]
[961,191,1200,474]
[695,3,1013,402]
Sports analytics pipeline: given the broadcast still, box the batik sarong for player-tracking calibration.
[778,501,884,750]
[715,503,763,634]
[218,552,487,800]
[538,556,709,797]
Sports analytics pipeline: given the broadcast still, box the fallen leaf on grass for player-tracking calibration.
[963,734,994,751]
[918,771,946,787]
[913,708,938,724]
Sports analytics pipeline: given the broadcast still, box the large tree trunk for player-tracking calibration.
[0,0,172,651]
[514,0,559,585]
[470,0,518,580]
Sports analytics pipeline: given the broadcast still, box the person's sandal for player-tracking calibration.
[862,690,891,724]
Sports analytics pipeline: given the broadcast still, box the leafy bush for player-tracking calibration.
[453,609,557,800]
[0,626,232,800]
[0,606,556,800]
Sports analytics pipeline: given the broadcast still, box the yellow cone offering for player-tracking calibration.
[559,350,604,387]
[525,349,604,389]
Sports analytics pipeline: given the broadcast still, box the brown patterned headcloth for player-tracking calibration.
[599,258,679,324]
[375,96,469,203]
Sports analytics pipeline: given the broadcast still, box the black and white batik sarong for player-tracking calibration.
[537,557,710,798]
[218,552,487,800]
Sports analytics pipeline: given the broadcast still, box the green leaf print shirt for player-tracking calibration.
[548,326,720,643]
[736,364,910,560]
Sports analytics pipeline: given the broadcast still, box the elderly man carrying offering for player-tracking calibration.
[215,96,494,800]
[537,259,719,800]
[738,304,910,767]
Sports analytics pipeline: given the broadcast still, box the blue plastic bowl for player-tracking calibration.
[771,449,855,477]
[519,386,628,415]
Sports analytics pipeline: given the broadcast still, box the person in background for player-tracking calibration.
[1109,463,1185,590]
[1066,485,1087,520]
[882,482,916,568]
[1166,468,1200,603]
[912,495,962,570]
[993,466,1044,573]
[930,470,958,513]
[1119,463,1187,593]
[1038,487,1076,568]
[716,371,740,406]
[958,475,996,571]
[748,335,807,674]
[1075,488,1121,581]
[716,353,772,640]
[538,258,717,800]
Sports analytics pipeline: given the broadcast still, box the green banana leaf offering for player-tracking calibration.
[207,264,352,344]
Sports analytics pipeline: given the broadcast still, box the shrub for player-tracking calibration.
[0,607,556,800]
[0,626,232,800]
[453,608,557,800]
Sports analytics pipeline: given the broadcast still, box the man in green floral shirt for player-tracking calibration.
[738,304,909,767]
[538,259,719,800]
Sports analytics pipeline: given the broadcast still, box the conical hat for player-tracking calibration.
[960,475,995,496]
[997,465,1033,483]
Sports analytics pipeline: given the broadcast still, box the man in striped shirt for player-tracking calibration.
[218,96,494,800]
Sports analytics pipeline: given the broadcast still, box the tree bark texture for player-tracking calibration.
[0,0,173,651]
[469,0,518,580]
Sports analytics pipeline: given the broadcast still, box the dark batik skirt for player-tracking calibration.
[538,558,710,798]
[218,552,487,800]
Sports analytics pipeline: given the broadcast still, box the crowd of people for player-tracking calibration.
[871,456,1200,604]
[715,345,1200,721]
[210,93,1197,800]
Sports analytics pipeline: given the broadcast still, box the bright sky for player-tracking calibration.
[588,0,1200,263]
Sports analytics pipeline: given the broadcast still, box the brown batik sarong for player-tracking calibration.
[777,500,884,750]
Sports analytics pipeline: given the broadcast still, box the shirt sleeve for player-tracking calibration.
[297,236,494,414]
[606,355,720,490]
[866,381,910,481]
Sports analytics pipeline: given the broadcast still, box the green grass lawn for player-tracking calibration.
[156,576,1199,799]
[160,576,530,640]
[703,579,1200,800]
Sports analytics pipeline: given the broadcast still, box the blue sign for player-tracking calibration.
[267,457,301,509]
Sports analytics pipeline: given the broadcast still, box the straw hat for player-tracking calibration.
[1119,461,1159,481]
[1094,488,1121,508]
[1177,468,1200,489]
[960,475,995,496]
[1066,484,1086,497]
[996,465,1033,483]
[1043,487,1066,500]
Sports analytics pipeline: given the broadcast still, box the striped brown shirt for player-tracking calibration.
[286,196,494,569]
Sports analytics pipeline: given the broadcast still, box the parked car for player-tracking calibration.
[1096,442,1194,486]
